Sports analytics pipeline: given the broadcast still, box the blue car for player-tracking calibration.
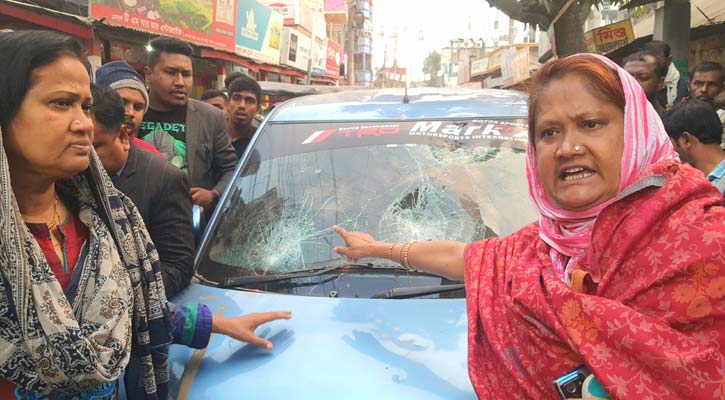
[168,88,538,399]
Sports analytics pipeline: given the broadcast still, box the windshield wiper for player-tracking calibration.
[220,263,413,288]
[371,284,465,299]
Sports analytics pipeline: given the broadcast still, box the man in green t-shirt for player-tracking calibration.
[139,37,238,211]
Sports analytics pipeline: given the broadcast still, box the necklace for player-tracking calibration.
[46,195,61,230]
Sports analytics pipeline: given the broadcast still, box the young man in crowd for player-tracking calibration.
[623,50,667,116]
[201,89,228,119]
[663,98,725,194]
[95,60,164,158]
[139,36,238,211]
[226,75,262,158]
[90,84,195,298]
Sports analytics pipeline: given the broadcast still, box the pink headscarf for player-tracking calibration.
[525,53,677,284]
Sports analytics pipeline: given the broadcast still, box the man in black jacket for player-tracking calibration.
[91,83,194,298]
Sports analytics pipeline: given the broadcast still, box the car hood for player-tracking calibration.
[167,283,475,399]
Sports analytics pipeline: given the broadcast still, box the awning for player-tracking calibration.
[259,64,306,78]
[199,48,259,72]
[632,0,725,39]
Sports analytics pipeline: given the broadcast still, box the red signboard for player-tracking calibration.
[90,0,236,52]
[325,39,341,78]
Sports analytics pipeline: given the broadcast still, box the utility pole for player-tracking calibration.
[347,0,356,86]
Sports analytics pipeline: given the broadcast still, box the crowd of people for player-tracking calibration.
[620,40,725,194]
[0,28,723,399]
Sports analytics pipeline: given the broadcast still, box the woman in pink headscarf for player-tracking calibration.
[333,54,725,399]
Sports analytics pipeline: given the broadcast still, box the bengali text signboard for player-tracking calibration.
[587,19,634,54]
[90,0,235,52]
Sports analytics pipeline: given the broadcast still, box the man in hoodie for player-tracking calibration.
[95,60,164,158]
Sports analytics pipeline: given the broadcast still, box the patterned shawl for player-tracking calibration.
[0,126,172,398]
[465,160,725,399]
[525,54,677,283]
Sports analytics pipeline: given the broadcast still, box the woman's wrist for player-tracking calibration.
[369,241,392,260]
[211,315,227,335]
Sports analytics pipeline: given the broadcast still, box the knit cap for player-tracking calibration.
[95,60,150,112]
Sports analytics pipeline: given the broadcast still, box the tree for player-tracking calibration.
[486,0,624,57]
[422,51,442,87]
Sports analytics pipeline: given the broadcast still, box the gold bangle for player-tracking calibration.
[402,241,417,270]
[398,241,408,265]
[387,243,396,260]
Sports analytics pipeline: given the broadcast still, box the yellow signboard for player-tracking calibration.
[587,19,635,54]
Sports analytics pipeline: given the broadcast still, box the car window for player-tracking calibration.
[197,118,537,290]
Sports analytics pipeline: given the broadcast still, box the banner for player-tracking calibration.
[280,26,311,70]
[325,39,341,78]
[90,0,235,52]
[587,19,634,54]
[236,0,283,64]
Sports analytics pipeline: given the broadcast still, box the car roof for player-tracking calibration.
[268,87,529,123]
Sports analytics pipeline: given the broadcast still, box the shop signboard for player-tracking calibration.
[311,7,327,39]
[259,0,314,33]
[90,0,235,52]
[280,26,311,71]
[325,39,341,78]
[235,0,283,64]
[311,37,327,76]
[587,19,634,54]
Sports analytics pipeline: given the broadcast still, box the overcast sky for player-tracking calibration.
[371,0,524,81]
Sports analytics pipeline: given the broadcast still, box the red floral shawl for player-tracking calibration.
[464,161,725,399]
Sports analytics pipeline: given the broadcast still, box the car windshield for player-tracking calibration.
[196,118,538,297]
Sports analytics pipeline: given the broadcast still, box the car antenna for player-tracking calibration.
[403,83,410,104]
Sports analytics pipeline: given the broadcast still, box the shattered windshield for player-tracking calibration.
[197,118,538,284]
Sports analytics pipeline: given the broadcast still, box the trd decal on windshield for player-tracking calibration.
[302,125,401,144]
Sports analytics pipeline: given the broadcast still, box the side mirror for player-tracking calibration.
[192,204,207,249]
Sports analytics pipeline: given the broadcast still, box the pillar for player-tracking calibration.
[654,0,691,76]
